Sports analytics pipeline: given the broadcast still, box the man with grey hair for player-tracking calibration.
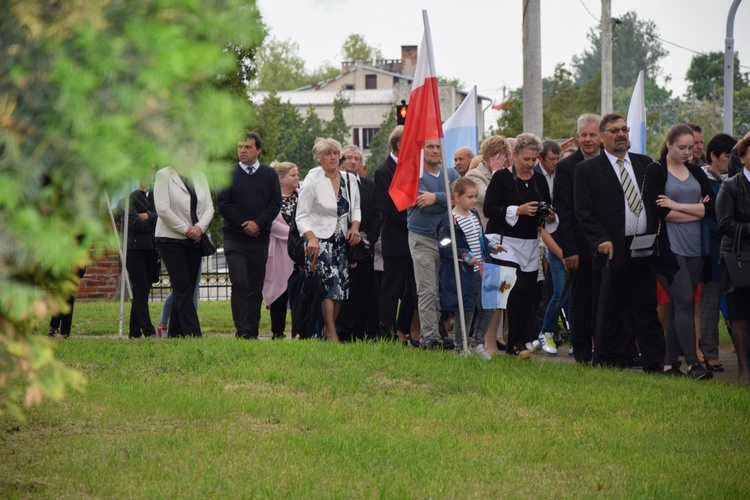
[337,145,380,341]
[553,114,600,363]
[453,146,475,176]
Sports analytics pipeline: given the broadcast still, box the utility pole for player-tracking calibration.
[522,0,543,137]
[601,0,613,115]
[724,0,743,135]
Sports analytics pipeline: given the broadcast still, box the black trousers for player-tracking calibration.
[224,239,268,338]
[157,240,202,337]
[338,257,375,341]
[591,254,664,371]
[379,254,416,339]
[50,267,86,335]
[506,267,538,350]
[269,289,289,337]
[126,248,159,337]
[570,253,595,363]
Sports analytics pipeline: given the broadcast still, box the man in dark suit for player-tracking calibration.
[574,114,664,371]
[217,131,281,339]
[337,145,381,341]
[554,114,601,363]
[374,125,417,342]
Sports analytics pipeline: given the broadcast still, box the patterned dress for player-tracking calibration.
[305,180,350,300]
[280,191,298,225]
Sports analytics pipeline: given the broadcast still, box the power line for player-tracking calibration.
[576,0,750,71]
[577,0,599,23]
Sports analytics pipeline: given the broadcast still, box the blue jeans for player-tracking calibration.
[541,251,570,334]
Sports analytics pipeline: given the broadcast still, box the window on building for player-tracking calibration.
[361,128,378,149]
[365,75,377,89]
[352,127,360,147]
[344,84,354,90]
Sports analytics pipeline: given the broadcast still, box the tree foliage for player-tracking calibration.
[253,36,338,91]
[325,92,351,146]
[341,34,382,62]
[0,0,264,418]
[367,108,397,173]
[571,12,668,89]
[253,93,354,178]
[437,75,466,91]
[686,51,749,101]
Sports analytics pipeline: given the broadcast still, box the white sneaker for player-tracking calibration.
[568,344,574,356]
[525,340,540,353]
[538,332,558,356]
[473,344,492,360]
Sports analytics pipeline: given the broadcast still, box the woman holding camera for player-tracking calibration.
[483,133,558,357]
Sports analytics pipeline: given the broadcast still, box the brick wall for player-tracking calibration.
[77,246,121,301]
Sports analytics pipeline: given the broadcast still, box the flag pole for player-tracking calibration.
[422,9,469,354]
[104,191,132,338]
[439,137,469,354]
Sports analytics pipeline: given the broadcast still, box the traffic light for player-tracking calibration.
[396,100,408,125]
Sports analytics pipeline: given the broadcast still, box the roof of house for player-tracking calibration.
[249,89,396,107]
[291,65,415,92]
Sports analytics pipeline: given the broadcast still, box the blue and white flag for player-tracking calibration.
[443,85,479,168]
[627,70,647,155]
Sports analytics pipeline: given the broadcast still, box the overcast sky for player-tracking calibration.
[257,0,749,115]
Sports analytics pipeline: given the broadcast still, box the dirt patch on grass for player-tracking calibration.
[371,372,430,394]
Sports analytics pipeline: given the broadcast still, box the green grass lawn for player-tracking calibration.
[2,332,748,497]
[39,300,736,348]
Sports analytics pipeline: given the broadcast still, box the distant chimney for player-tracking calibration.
[401,45,418,76]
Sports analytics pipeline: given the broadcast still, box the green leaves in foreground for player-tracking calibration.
[0,0,265,416]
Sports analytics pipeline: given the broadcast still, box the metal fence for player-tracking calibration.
[149,248,231,301]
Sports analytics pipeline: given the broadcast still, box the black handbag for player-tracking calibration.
[347,237,372,263]
[724,230,750,290]
[287,204,305,265]
[199,233,217,256]
[184,175,216,257]
[344,174,372,263]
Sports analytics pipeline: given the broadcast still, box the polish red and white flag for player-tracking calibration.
[388,11,444,212]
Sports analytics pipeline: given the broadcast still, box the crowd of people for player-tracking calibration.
[55,121,750,385]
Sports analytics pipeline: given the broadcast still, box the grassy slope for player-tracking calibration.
[2,337,748,498]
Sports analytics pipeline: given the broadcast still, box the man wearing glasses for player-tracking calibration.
[574,114,665,372]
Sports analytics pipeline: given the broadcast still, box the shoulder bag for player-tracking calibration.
[344,174,371,263]
[724,229,750,290]
[186,178,217,257]
[630,173,659,258]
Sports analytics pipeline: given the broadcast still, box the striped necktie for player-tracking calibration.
[617,158,640,214]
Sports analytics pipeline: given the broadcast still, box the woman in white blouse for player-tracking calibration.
[154,166,214,337]
[296,138,361,342]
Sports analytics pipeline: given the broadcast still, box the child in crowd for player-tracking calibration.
[438,177,506,358]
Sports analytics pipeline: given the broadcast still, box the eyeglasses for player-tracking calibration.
[605,126,630,134]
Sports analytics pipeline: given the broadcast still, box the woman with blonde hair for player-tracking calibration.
[483,133,558,357]
[296,138,361,341]
[263,161,300,339]
[465,135,512,226]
